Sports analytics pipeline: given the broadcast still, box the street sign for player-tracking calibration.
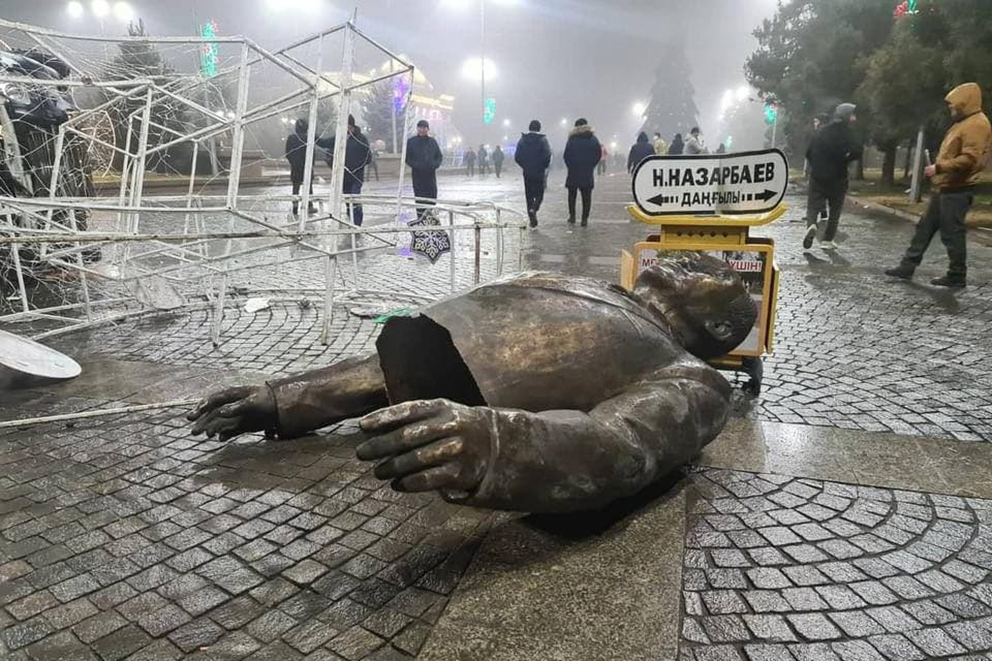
[631,149,789,217]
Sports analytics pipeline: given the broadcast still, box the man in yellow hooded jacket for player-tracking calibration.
[886,83,992,287]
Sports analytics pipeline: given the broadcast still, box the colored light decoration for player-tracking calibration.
[199,20,219,79]
[763,102,778,125]
[393,76,410,113]
[894,0,918,19]
[483,98,496,125]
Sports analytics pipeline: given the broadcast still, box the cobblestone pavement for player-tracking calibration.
[5,168,992,660]
[681,467,992,661]
[1,406,491,661]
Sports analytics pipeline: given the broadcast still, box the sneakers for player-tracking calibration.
[884,266,914,280]
[821,240,837,250]
[930,275,966,288]
[803,224,818,249]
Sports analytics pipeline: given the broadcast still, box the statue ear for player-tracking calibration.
[704,319,734,343]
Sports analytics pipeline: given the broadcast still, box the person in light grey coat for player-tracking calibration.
[684,127,707,155]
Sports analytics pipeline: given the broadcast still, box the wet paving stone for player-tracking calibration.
[682,468,992,659]
[6,175,992,660]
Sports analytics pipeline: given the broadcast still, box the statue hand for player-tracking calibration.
[187,384,277,441]
[357,399,491,494]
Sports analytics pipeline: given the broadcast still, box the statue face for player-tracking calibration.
[634,253,757,359]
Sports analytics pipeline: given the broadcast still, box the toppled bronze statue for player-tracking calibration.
[188,253,756,513]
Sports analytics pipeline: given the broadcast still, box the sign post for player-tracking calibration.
[621,148,789,394]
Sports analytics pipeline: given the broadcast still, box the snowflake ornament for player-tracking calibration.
[409,210,451,264]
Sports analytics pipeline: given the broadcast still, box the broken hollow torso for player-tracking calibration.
[375,271,705,412]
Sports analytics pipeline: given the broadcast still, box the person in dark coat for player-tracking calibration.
[492,146,505,178]
[318,114,372,226]
[514,119,552,228]
[405,120,444,218]
[478,144,489,176]
[802,103,863,251]
[627,131,655,174]
[464,148,476,176]
[285,118,316,217]
[563,118,602,226]
[668,133,684,155]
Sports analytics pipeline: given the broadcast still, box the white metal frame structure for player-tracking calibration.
[0,18,525,346]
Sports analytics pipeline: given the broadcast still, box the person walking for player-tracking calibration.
[802,103,862,251]
[405,119,444,218]
[563,118,602,227]
[653,132,669,155]
[684,127,707,154]
[885,83,991,287]
[285,118,316,217]
[628,131,655,174]
[668,133,684,155]
[597,143,608,176]
[514,119,552,228]
[318,114,372,226]
[492,145,505,178]
[464,147,476,176]
[478,144,490,176]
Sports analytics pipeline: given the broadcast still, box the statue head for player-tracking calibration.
[634,253,757,360]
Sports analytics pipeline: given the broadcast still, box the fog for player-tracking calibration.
[0,0,781,151]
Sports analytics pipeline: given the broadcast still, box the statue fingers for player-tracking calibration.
[217,400,252,418]
[356,418,459,461]
[359,399,453,433]
[187,386,252,421]
[194,411,242,439]
[392,463,462,493]
[373,437,464,480]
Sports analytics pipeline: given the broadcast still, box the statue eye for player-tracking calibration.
[714,322,732,335]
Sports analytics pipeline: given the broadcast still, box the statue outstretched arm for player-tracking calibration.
[189,354,387,441]
[266,354,388,438]
[357,363,731,513]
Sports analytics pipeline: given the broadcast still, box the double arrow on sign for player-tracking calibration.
[646,189,778,206]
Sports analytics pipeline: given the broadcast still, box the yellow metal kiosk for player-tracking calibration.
[621,149,789,394]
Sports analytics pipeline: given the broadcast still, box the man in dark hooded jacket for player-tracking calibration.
[318,114,371,226]
[464,148,476,176]
[514,119,552,228]
[563,118,602,226]
[803,103,862,251]
[492,146,505,178]
[405,120,444,218]
[285,118,316,217]
[628,131,655,174]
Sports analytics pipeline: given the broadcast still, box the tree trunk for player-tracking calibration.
[881,146,897,188]
[855,157,865,181]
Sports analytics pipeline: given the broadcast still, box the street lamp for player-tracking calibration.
[460,57,497,82]
[91,0,110,17]
[502,118,510,128]
[113,2,133,21]
[67,1,84,17]
[560,118,568,127]
[632,101,646,118]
